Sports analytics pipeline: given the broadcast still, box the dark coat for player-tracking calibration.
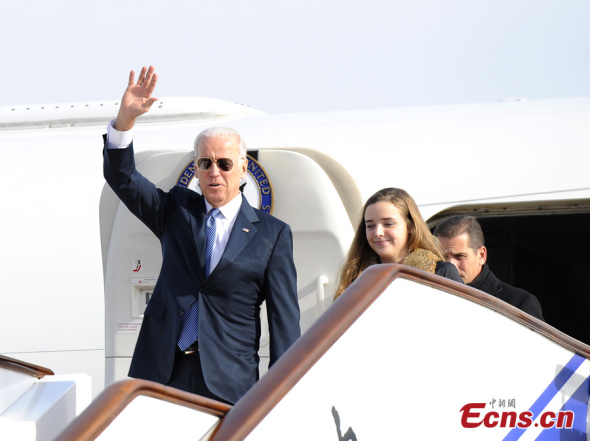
[435,261,463,284]
[103,143,301,403]
[468,264,544,321]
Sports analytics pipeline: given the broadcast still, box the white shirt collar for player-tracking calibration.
[204,193,243,222]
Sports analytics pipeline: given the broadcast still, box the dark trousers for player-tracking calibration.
[166,346,233,405]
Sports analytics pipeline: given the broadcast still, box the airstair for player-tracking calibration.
[41,265,590,439]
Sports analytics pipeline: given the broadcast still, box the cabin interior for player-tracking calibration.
[432,203,590,346]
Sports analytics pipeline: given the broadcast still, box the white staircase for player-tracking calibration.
[0,356,91,440]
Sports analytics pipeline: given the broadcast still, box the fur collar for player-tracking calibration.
[401,248,441,274]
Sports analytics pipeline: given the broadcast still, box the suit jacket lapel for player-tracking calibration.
[210,198,259,277]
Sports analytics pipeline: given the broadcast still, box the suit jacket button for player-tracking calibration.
[179,310,184,317]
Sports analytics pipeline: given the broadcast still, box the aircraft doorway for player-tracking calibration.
[430,201,590,346]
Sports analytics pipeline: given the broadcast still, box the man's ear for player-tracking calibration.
[477,246,487,265]
[241,157,248,179]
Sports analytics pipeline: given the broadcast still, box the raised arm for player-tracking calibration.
[114,66,159,132]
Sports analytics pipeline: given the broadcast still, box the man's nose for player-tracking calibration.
[209,161,221,175]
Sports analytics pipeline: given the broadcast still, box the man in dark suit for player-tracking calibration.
[434,215,544,321]
[103,66,300,404]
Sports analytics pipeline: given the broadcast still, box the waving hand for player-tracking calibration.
[114,66,159,131]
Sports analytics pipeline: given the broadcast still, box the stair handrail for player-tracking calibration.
[0,354,54,378]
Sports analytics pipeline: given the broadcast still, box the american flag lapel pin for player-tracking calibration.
[243,228,249,233]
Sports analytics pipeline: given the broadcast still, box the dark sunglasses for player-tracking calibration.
[195,157,236,172]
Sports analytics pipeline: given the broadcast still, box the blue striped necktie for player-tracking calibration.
[177,208,220,350]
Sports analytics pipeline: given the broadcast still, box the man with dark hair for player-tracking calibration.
[434,215,544,320]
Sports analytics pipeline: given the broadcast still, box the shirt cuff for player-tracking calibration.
[106,119,134,149]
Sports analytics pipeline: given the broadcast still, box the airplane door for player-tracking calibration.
[100,149,355,385]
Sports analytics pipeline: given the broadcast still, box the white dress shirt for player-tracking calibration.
[204,195,242,273]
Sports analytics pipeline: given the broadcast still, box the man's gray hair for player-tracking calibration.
[434,215,485,251]
[193,127,247,159]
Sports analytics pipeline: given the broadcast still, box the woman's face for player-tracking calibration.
[364,201,409,264]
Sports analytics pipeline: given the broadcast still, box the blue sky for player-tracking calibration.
[2,0,589,113]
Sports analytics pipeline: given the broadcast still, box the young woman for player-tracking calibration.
[334,187,462,300]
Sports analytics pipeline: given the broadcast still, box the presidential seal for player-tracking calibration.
[176,154,274,214]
